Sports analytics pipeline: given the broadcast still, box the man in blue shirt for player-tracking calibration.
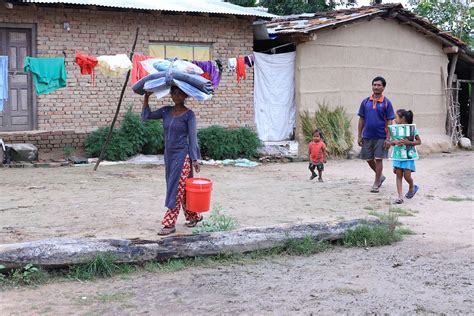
[357,76,395,193]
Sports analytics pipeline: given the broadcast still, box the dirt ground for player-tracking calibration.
[0,151,473,314]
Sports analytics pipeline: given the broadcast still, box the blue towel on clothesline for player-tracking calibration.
[0,56,8,112]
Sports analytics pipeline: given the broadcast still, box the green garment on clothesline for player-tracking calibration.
[24,57,67,95]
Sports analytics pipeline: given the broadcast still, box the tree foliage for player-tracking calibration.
[412,0,473,47]
[259,0,336,15]
[226,0,258,7]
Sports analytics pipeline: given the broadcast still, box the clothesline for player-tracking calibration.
[1,52,258,99]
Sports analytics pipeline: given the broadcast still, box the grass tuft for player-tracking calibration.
[342,225,402,247]
[67,253,120,280]
[396,227,416,235]
[388,207,414,217]
[275,236,331,256]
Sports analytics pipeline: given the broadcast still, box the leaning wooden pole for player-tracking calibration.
[0,219,379,269]
[94,27,140,171]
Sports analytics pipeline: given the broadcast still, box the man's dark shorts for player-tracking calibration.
[360,138,388,160]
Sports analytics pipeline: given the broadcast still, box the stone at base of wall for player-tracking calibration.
[0,130,90,157]
[417,134,452,155]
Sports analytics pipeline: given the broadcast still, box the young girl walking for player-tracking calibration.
[391,109,421,204]
[308,129,327,182]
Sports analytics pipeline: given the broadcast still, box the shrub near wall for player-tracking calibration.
[85,109,164,161]
[198,125,261,160]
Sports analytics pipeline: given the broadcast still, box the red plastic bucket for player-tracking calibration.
[185,178,213,213]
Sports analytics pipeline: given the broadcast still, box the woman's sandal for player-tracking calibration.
[157,226,176,236]
[395,198,404,204]
[185,216,203,228]
[370,186,380,193]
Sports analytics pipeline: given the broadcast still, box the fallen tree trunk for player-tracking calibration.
[0,218,378,269]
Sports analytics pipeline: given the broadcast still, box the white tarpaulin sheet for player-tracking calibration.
[253,51,296,142]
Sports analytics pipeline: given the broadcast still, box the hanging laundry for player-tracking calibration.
[244,54,255,67]
[236,56,246,83]
[75,51,98,86]
[227,58,237,72]
[0,56,8,112]
[192,60,221,88]
[24,57,67,96]
[215,59,223,74]
[96,54,132,77]
[131,53,152,85]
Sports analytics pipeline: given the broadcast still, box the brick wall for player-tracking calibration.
[0,5,255,153]
[0,130,88,154]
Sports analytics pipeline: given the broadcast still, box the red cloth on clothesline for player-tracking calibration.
[236,56,246,83]
[75,51,98,86]
[131,54,152,85]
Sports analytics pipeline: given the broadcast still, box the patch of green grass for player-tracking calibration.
[193,206,239,234]
[396,227,416,235]
[367,211,401,225]
[342,225,402,247]
[278,236,331,256]
[0,263,49,286]
[389,207,414,217]
[335,287,368,295]
[96,292,134,303]
[441,196,473,202]
[67,253,120,280]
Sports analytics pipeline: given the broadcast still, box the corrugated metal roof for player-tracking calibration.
[265,4,466,49]
[266,4,401,34]
[18,0,275,18]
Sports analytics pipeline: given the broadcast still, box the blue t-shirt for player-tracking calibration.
[358,96,395,139]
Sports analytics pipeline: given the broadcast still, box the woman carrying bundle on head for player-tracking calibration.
[141,86,203,235]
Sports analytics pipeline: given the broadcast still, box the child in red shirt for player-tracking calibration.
[308,129,327,182]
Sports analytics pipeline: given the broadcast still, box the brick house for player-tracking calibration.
[0,1,272,155]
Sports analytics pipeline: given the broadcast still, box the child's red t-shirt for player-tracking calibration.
[308,141,326,163]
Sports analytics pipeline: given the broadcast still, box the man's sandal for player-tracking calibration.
[185,216,203,228]
[378,176,386,188]
[157,226,176,236]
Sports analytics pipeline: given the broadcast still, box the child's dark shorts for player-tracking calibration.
[309,162,324,171]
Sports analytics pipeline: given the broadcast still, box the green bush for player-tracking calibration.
[142,120,164,155]
[300,103,354,158]
[198,125,261,160]
[85,108,164,161]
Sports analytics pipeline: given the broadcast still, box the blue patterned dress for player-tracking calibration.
[142,106,200,208]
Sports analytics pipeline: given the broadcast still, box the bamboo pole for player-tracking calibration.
[93,27,140,171]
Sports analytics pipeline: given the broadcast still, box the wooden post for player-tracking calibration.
[93,27,140,171]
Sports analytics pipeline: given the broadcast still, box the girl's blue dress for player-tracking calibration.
[393,159,416,172]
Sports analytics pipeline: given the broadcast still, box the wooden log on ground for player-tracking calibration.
[0,218,379,269]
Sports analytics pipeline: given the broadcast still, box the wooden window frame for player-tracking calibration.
[149,42,213,61]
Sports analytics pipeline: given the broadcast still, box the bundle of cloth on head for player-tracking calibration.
[132,58,213,101]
